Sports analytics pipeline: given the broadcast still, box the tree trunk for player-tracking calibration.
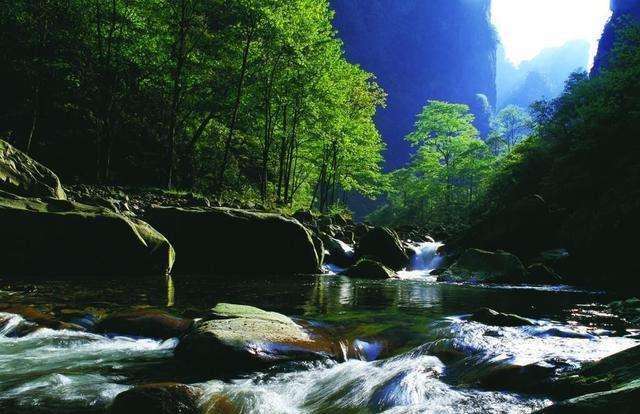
[217,27,253,193]
[166,0,189,189]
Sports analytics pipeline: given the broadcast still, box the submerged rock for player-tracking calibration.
[341,259,397,280]
[469,308,534,327]
[110,383,202,414]
[0,193,174,277]
[174,303,336,372]
[438,248,527,284]
[95,309,193,340]
[146,207,321,275]
[355,227,409,271]
[0,139,66,199]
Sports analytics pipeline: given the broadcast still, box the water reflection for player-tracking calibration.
[0,274,634,413]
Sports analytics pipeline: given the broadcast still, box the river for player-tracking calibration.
[0,243,637,413]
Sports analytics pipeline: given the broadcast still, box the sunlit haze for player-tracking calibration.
[492,0,612,66]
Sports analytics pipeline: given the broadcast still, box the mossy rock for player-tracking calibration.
[0,139,66,199]
[174,303,337,372]
[0,192,174,277]
[341,259,397,280]
[438,248,527,284]
[146,207,321,275]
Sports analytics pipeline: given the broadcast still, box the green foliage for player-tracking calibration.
[469,23,640,287]
[488,105,533,155]
[370,101,494,231]
[0,0,385,212]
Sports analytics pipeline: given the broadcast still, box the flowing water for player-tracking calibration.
[0,244,637,413]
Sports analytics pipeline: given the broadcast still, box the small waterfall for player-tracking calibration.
[410,241,445,272]
[399,241,445,279]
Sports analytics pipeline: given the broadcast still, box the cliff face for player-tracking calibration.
[592,0,640,75]
[497,40,590,109]
[331,0,497,168]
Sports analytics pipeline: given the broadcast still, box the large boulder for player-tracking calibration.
[0,139,66,199]
[110,383,202,414]
[355,227,409,270]
[0,193,174,277]
[341,259,397,280]
[174,303,337,372]
[438,249,527,284]
[95,309,193,340]
[146,207,321,275]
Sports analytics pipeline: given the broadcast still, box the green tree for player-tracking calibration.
[372,101,494,229]
[489,105,532,154]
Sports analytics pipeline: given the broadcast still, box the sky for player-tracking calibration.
[491,0,612,67]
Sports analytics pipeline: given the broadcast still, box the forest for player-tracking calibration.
[2,0,640,286]
[1,0,385,212]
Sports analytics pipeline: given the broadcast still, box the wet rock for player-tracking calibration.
[146,207,321,275]
[353,223,371,238]
[0,305,85,335]
[0,138,66,199]
[551,344,640,400]
[341,259,397,280]
[528,263,562,284]
[438,249,527,284]
[469,308,534,327]
[174,303,337,372]
[473,361,556,393]
[95,309,193,340]
[293,209,315,225]
[331,213,349,226]
[355,227,409,271]
[322,235,355,268]
[310,233,325,266]
[110,383,202,414]
[202,394,241,414]
[535,327,593,339]
[0,193,175,277]
[537,380,640,413]
[609,298,640,326]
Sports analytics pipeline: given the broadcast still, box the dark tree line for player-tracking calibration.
[1,0,386,211]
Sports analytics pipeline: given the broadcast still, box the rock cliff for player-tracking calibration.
[592,0,640,75]
[331,0,497,168]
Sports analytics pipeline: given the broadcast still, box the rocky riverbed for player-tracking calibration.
[2,139,640,413]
